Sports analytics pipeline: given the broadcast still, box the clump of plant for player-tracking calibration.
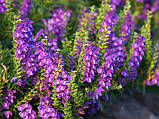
[0,0,159,119]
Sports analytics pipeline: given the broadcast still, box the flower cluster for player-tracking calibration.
[54,79,71,102]
[74,7,96,58]
[120,10,133,43]
[0,0,6,13]
[14,18,38,77]
[33,41,55,90]
[17,101,36,119]
[89,1,126,101]
[52,54,72,102]
[98,8,118,53]
[78,8,97,38]
[83,42,100,83]
[2,90,16,109]
[1,90,16,118]
[20,0,32,17]
[120,35,145,85]
[96,55,114,99]
[104,34,126,68]
[39,95,60,119]
[48,8,71,41]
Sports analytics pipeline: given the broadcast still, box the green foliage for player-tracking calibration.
[63,101,73,119]
[116,0,131,37]
[147,46,159,75]
[95,0,111,55]
[95,0,111,30]
[141,11,153,65]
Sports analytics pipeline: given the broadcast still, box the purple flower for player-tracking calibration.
[54,79,71,102]
[0,0,6,13]
[98,9,118,53]
[48,8,71,41]
[94,4,125,99]
[83,42,100,83]
[119,35,145,85]
[10,76,19,83]
[78,8,97,38]
[2,111,13,119]
[103,34,126,68]
[137,0,159,20]
[17,101,36,119]
[33,41,58,87]
[74,8,97,58]
[95,55,114,99]
[109,0,124,10]
[2,90,16,109]
[39,95,60,119]
[14,17,38,77]
[20,0,32,17]
[120,10,134,43]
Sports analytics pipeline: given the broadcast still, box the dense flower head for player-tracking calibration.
[99,10,117,34]
[119,35,145,85]
[96,7,126,99]
[33,41,56,90]
[51,54,72,102]
[74,7,97,58]
[98,9,118,51]
[20,0,32,17]
[54,79,71,102]
[0,0,6,13]
[17,101,36,119]
[33,40,71,96]
[48,8,71,41]
[14,17,38,77]
[128,35,145,68]
[104,34,126,68]
[95,55,114,99]
[94,40,122,99]
[39,95,60,119]
[78,7,97,38]
[120,10,133,43]
[83,41,100,83]
[2,90,16,109]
